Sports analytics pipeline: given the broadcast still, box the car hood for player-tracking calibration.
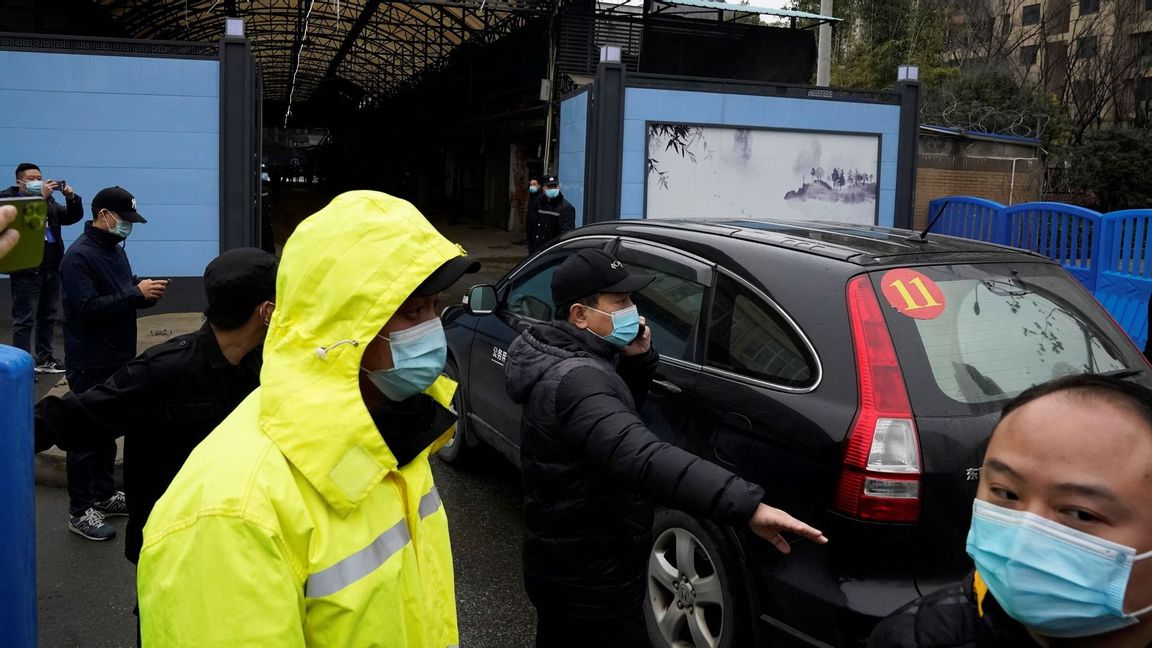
[504,321,618,404]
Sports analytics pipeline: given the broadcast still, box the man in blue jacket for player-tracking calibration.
[59,186,167,540]
[1,162,84,373]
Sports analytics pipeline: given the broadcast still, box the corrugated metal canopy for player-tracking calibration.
[92,0,550,102]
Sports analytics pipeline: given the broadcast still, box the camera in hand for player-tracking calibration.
[56,180,66,190]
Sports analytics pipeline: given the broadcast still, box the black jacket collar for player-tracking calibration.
[83,221,124,247]
[197,322,262,373]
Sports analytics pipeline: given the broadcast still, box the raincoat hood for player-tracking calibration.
[505,321,617,404]
[260,190,466,515]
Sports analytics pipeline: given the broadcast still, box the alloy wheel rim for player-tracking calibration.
[648,527,725,648]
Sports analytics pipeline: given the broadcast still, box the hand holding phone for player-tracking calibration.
[0,205,21,259]
[0,197,47,273]
[622,317,651,357]
[138,279,169,301]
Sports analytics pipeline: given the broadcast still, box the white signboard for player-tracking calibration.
[645,123,881,224]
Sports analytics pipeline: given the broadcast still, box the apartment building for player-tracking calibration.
[945,0,1152,125]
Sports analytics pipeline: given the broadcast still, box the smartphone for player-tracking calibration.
[0,196,48,273]
[630,322,647,346]
[55,180,66,191]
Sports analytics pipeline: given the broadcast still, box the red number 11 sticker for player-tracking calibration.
[880,269,947,320]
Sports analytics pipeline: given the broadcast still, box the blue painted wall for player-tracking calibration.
[558,89,589,226]
[0,50,220,277]
[622,88,902,226]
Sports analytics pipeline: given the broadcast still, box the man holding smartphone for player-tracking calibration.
[504,248,827,646]
[59,186,164,541]
[1,162,83,374]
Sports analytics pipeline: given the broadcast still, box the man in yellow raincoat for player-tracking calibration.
[137,191,479,647]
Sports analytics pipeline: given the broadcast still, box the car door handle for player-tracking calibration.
[652,379,682,395]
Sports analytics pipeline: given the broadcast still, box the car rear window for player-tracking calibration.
[871,262,1141,415]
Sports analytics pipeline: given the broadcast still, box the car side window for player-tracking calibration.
[706,274,816,388]
[617,242,712,362]
[504,239,606,321]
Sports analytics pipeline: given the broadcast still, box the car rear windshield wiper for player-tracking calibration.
[1094,368,1144,379]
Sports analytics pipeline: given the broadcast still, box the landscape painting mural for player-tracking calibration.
[646,123,881,224]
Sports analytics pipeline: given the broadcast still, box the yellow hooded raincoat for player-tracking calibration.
[138,191,463,647]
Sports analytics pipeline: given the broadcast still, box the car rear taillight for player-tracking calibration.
[835,275,922,523]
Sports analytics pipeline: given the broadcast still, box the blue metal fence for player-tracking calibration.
[924,197,1152,350]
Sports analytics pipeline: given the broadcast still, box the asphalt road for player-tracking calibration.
[35,450,535,647]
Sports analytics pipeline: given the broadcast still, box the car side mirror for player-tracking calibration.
[465,284,498,316]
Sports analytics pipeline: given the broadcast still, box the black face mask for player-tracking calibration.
[368,394,457,467]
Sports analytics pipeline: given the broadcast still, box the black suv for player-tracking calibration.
[440,219,1150,647]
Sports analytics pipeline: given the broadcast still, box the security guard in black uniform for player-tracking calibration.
[35,247,278,563]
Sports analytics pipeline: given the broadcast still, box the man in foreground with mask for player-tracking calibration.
[137,191,477,647]
[868,374,1152,647]
[59,186,166,541]
[504,248,827,647]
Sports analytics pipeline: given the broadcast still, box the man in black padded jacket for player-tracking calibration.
[505,248,827,647]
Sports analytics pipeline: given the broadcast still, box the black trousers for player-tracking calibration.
[9,266,60,362]
[65,367,119,516]
[534,606,650,648]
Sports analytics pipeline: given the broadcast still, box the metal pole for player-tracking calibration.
[817,0,833,86]
[0,345,36,647]
[542,7,559,173]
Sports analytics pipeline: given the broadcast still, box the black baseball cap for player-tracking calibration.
[551,248,655,306]
[203,248,278,321]
[543,175,559,186]
[92,186,147,223]
[413,255,481,297]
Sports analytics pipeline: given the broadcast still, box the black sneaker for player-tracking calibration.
[93,491,128,517]
[34,358,66,374]
[69,508,116,541]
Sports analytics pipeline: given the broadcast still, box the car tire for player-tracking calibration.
[645,508,751,648]
[436,357,472,466]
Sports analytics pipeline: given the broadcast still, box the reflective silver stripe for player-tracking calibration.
[419,486,443,520]
[306,519,411,598]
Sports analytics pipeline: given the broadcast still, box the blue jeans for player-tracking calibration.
[66,367,119,516]
[9,266,60,363]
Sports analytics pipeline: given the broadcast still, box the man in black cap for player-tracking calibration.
[39,247,276,558]
[58,186,167,540]
[535,175,576,250]
[504,248,827,647]
[38,247,275,645]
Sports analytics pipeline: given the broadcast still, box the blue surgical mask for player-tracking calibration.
[587,304,641,348]
[363,318,447,402]
[104,212,133,239]
[23,180,43,195]
[966,499,1152,638]
[544,188,560,199]
[528,186,539,194]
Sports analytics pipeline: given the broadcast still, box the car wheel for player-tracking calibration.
[645,509,749,648]
[437,357,472,466]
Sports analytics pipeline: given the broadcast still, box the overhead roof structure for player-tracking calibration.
[87,0,833,109]
[652,0,839,25]
[92,0,551,102]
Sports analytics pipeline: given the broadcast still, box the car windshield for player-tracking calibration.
[874,262,1138,413]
